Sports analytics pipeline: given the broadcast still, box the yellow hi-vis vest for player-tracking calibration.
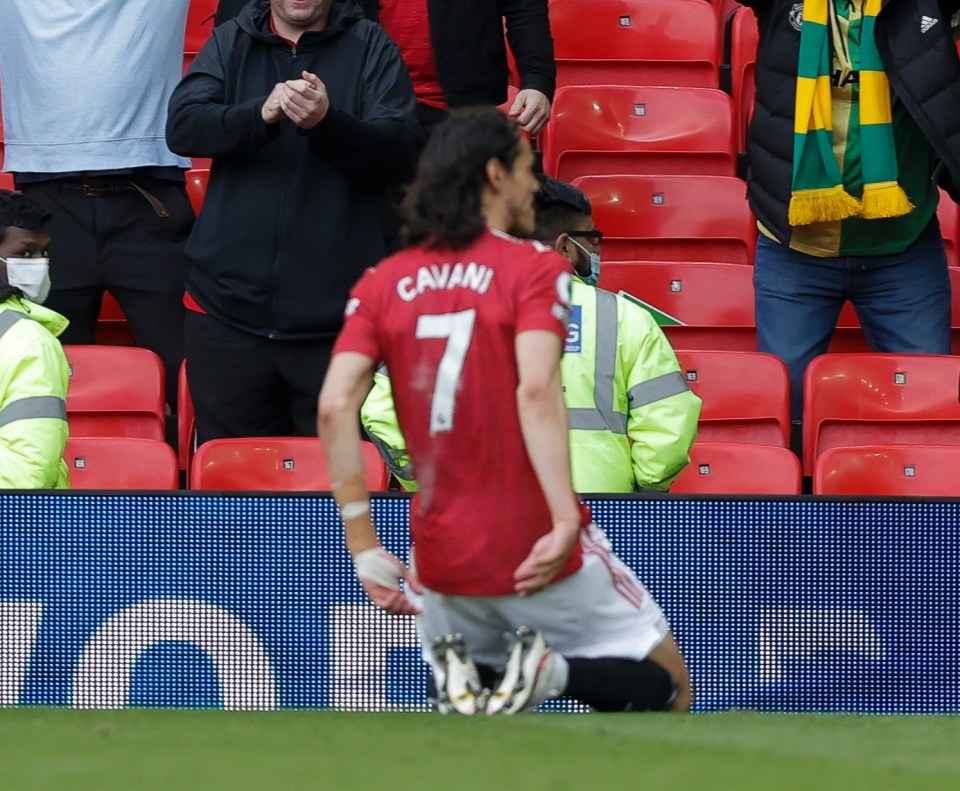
[360,280,701,493]
[0,296,71,489]
[562,280,700,492]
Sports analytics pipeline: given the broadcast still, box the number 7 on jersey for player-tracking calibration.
[415,309,477,433]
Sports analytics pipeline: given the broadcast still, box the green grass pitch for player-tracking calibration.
[1,709,958,790]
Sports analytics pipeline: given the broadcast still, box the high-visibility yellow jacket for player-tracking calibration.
[361,279,701,493]
[0,295,70,489]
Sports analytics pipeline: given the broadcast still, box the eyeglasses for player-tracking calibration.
[567,229,603,246]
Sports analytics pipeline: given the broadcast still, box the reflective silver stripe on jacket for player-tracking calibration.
[0,395,67,428]
[628,370,690,408]
[567,289,690,434]
[0,309,31,339]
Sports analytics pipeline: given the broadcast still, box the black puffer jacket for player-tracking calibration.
[167,1,420,339]
[740,0,960,244]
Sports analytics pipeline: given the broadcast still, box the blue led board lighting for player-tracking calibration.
[0,493,957,713]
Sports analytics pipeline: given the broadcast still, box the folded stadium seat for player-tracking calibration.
[65,437,180,490]
[0,171,14,191]
[548,0,719,89]
[802,352,960,476]
[829,267,960,354]
[723,4,758,156]
[183,0,217,72]
[178,360,196,475]
[813,444,960,496]
[63,345,167,441]
[574,173,756,265]
[540,85,737,183]
[94,291,136,346]
[185,168,209,214]
[670,441,802,494]
[190,436,390,492]
[675,349,790,447]
[938,188,959,269]
[597,261,756,351]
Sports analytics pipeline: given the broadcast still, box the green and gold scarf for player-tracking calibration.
[789,0,914,226]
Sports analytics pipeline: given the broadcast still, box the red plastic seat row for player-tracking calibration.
[813,444,960,496]
[542,85,737,182]
[549,0,720,90]
[802,353,960,476]
[671,441,801,494]
[64,435,392,491]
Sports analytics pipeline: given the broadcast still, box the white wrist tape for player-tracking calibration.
[353,547,402,590]
[340,501,370,521]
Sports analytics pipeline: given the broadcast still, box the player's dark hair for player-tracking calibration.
[533,176,592,244]
[0,189,51,245]
[401,106,523,251]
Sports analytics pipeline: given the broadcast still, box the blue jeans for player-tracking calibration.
[753,219,952,423]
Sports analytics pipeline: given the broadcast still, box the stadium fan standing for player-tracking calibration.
[318,107,691,715]
[0,1,195,413]
[166,0,420,442]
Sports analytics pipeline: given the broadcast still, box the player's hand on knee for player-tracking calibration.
[353,546,422,615]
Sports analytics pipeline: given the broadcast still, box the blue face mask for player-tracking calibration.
[568,237,601,286]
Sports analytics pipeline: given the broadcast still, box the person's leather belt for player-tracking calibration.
[62,178,170,218]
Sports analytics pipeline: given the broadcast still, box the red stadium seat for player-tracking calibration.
[814,444,960,496]
[675,350,790,447]
[65,437,179,490]
[938,189,959,269]
[185,0,217,55]
[63,345,167,441]
[190,437,390,492]
[598,261,756,351]
[178,360,196,475]
[94,292,136,346]
[725,4,758,153]
[185,168,209,214]
[574,174,756,265]
[671,441,802,494]
[548,0,719,89]
[541,85,737,182]
[802,353,960,475]
[0,171,14,191]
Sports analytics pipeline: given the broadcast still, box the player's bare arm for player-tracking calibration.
[513,329,582,596]
[319,351,422,615]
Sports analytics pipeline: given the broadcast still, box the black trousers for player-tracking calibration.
[20,176,193,410]
[185,311,335,444]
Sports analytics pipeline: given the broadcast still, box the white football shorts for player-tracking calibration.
[411,524,671,668]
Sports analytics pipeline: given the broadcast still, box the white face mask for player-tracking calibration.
[568,237,601,286]
[1,257,52,303]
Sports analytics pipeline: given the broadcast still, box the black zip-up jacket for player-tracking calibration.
[740,0,960,244]
[215,0,556,106]
[167,1,420,340]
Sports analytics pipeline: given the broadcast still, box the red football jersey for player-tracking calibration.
[335,229,582,595]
